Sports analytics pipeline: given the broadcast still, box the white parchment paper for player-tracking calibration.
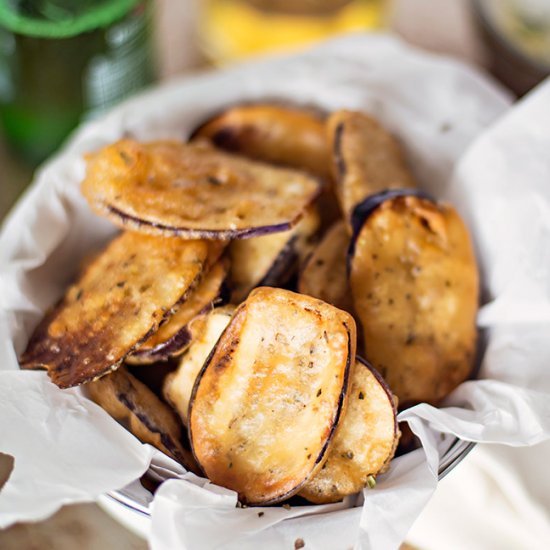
[1,34,549,549]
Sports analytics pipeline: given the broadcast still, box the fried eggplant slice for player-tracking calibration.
[163,306,235,426]
[328,110,416,225]
[194,104,339,230]
[127,260,229,364]
[189,288,356,505]
[87,366,198,472]
[299,357,399,503]
[229,206,320,303]
[20,232,210,388]
[82,139,321,240]
[299,220,353,313]
[193,103,330,179]
[349,192,479,406]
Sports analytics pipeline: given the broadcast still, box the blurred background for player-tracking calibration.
[1,0,550,221]
[1,1,550,548]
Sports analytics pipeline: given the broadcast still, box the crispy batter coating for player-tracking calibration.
[194,103,330,178]
[299,220,354,313]
[127,260,229,364]
[189,288,356,505]
[20,232,210,388]
[300,358,399,503]
[195,104,340,230]
[82,139,320,239]
[328,110,416,225]
[350,196,479,406]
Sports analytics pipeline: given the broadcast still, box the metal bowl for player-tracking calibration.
[100,436,476,537]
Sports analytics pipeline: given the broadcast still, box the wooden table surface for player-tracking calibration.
[0,1,492,548]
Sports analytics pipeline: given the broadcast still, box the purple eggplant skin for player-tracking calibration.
[229,235,300,305]
[313,322,353,468]
[347,189,435,273]
[256,235,299,288]
[105,207,302,241]
[128,294,229,365]
[127,325,193,364]
[355,355,399,439]
[116,390,185,461]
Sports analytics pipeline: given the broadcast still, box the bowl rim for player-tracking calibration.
[103,437,476,517]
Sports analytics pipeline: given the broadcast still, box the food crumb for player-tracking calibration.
[294,538,305,549]
[282,503,291,510]
[258,512,264,517]
[366,475,376,489]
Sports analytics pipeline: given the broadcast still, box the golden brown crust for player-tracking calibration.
[299,220,354,313]
[189,288,356,505]
[20,232,210,388]
[127,260,229,364]
[328,110,416,225]
[350,196,479,406]
[194,103,342,231]
[81,139,321,239]
[299,359,399,503]
[87,366,199,472]
[194,103,330,179]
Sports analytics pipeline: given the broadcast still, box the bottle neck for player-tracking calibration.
[0,0,142,38]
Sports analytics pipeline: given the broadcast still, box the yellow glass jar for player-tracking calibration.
[201,0,390,64]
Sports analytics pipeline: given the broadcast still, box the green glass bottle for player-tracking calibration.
[0,0,155,165]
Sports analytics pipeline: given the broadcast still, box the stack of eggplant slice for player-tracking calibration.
[327,110,479,408]
[20,103,478,506]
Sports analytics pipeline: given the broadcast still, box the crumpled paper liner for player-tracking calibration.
[2,33,549,550]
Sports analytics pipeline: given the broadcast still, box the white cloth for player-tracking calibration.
[408,442,550,550]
